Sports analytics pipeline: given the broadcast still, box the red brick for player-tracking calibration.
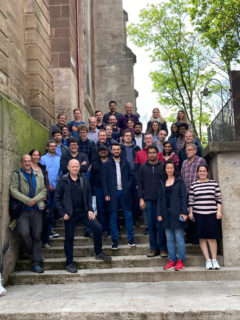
[51,38,70,52]
[50,18,69,28]
[59,52,70,67]
[61,5,70,18]
[55,28,70,37]
[49,5,61,19]
[49,0,69,5]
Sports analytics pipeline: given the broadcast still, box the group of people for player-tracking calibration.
[10,101,223,274]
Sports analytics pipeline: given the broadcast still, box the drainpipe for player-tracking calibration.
[76,0,82,120]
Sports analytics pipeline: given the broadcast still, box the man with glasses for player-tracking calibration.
[181,143,207,244]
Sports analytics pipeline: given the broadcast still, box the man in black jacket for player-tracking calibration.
[55,159,111,273]
[60,138,89,175]
[102,143,135,250]
[138,145,167,258]
[91,145,110,236]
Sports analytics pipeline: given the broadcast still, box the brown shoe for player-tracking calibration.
[160,250,168,257]
[147,250,160,258]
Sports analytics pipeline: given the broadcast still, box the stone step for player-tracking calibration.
[1,280,240,319]
[50,234,149,246]
[15,255,222,271]
[54,225,147,237]
[42,243,202,258]
[8,267,239,285]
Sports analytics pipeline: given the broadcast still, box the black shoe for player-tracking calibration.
[32,265,44,273]
[96,251,112,261]
[128,238,136,247]
[144,228,149,236]
[112,240,118,250]
[66,262,78,273]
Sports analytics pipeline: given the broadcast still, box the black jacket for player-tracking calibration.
[157,177,188,230]
[60,151,89,174]
[138,161,163,200]
[54,173,93,217]
[90,156,107,189]
[102,157,133,211]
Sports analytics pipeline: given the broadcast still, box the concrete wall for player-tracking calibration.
[92,0,137,115]
[204,142,240,267]
[0,93,48,284]
[0,0,54,127]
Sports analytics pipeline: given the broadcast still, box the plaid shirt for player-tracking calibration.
[78,139,96,164]
[181,156,207,193]
[175,136,184,155]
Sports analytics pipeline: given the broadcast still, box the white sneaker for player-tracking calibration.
[212,259,220,270]
[206,259,213,270]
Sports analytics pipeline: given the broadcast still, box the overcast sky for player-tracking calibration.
[123,0,161,126]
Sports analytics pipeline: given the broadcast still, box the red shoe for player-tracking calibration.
[175,259,184,271]
[164,260,176,270]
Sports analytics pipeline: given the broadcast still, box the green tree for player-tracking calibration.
[189,0,240,73]
[127,0,215,141]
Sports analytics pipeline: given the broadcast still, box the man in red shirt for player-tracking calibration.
[135,132,164,168]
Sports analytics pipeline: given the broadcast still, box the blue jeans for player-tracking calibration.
[145,200,166,251]
[94,186,109,232]
[64,213,103,265]
[110,190,134,241]
[165,228,186,262]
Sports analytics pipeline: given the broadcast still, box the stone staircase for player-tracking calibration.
[2,217,240,319]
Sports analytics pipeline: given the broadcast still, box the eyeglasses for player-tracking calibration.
[186,148,195,152]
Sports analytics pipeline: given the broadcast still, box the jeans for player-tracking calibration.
[110,190,134,241]
[64,213,103,265]
[145,200,166,251]
[94,186,109,232]
[165,228,186,262]
[17,210,43,265]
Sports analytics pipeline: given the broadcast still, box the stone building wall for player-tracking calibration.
[92,0,137,115]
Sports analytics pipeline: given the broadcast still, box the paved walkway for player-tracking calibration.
[0,281,240,319]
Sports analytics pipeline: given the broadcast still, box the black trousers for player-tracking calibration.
[17,210,43,265]
[64,213,103,265]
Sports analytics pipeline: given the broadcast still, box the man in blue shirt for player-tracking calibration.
[52,130,68,157]
[68,108,85,139]
[40,140,61,239]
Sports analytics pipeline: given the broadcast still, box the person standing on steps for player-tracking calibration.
[138,145,167,258]
[10,154,47,273]
[118,102,139,131]
[55,159,112,273]
[49,112,67,138]
[103,100,123,124]
[67,108,85,139]
[157,160,188,271]
[102,143,135,250]
[188,164,222,270]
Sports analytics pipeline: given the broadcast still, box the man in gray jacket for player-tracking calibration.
[10,154,47,273]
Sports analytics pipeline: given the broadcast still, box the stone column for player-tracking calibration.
[204,142,240,267]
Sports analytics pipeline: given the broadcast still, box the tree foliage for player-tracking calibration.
[189,0,240,72]
[127,0,215,141]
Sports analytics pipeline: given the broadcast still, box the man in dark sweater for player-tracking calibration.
[55,159,111,273]
[138,145,167,257]
[60,138,89,174]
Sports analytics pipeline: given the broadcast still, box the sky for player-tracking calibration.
[122,0,161,127]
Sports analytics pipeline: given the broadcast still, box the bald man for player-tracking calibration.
[118,102,139,131]
[55,159,111,273]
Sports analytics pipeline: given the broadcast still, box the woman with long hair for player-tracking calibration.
[148,120,161,143]
[176,110,193,131]
[29,149,51,249]
[146,108,168,133]
[162,141,179,167]
[188,164,222,270]
[157,160,188,271]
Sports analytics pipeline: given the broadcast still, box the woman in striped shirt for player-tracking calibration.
[188,164,222,270]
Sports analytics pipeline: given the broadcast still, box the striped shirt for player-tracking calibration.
[188,180,222,215]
